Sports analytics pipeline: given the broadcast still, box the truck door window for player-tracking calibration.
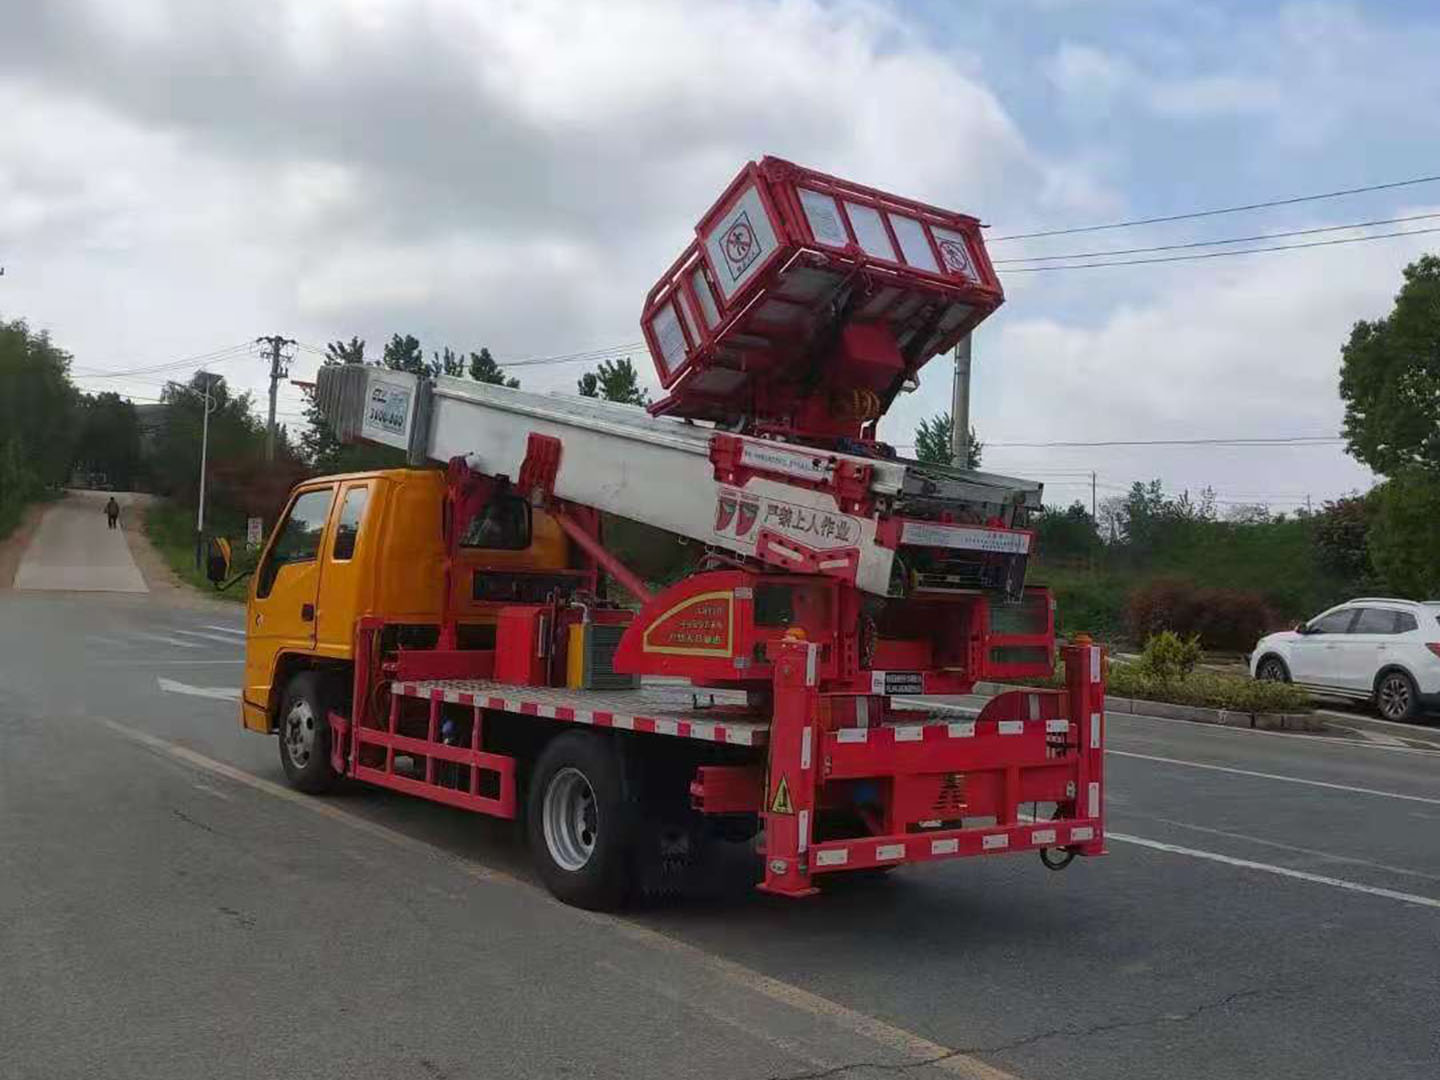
[460,493,531,550]
[257,487,335,598]
[332,485,370,561]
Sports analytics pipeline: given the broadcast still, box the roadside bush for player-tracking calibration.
[1136,630,1201,682]
[1127,578,1272,652]
[1108,661,1312,713]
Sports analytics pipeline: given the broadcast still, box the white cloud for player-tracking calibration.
[0,0,1116,423]
[880,216,1440,508]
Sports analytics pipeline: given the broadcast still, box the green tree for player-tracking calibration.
[433,347,466,378]
[299,337,366,470]
[383,333,427,375]
[1035,501,1100,562]
[468,347,519,388]
[1310,494,1373,582]
[1340,254,1440,475]
[0,317,77,525]
[74,391,144,489]
[912,411,982,469]
[578,357,649,405]
[148,372,266,503]
[1368,468,1440,598]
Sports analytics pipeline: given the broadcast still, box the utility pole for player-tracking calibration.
[1091,470,1097,520]
[950,333,972,468]
[194,372,219,569]
[256,335,296,462]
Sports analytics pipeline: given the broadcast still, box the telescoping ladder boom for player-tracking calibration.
[315,366,1042,599]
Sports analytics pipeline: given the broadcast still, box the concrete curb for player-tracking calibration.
[973,681,1330,733]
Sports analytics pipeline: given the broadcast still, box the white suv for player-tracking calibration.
[1250,598,1440,722]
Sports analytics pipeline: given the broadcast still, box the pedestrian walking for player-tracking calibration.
[104,496,120,530]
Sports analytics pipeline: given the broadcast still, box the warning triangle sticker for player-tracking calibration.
[770,774,795,815]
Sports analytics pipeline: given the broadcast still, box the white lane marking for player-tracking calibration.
[202,625,246,637]
[94,659,244,666]
[169,629,246,645]
[93,716,1020,1080]
[1109,832,1440,912]
[156,677,241,702]
[85,634,126,647]
[126,631,203,650]
[1129,814,1440,884]
[1109,749,1440,806]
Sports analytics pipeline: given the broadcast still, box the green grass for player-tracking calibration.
[0,487,62,543]
[143,499,253,602]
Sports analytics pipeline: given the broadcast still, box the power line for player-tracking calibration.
[1001,225,1440,272]
[895,435,1343,450]
[989,172,1440,242]
[990,212,1440,265]
[987,435,1343,448]
[70,342,254,379]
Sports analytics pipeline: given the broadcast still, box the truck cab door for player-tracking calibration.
[242,485,336,730]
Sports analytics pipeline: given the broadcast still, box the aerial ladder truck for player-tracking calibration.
[239,157,1107,908]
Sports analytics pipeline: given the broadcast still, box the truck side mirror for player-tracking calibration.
[205,536,232,586]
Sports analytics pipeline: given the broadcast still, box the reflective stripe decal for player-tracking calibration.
[815,849,849,866]
[875,843,906,861]
[982,833,1009,850]
[1031,828,1058,846]
[931,838,959,856]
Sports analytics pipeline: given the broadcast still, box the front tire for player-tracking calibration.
[1375,670,1418,722]
[278,672,338,794]
[1256,655,1290,682]
[526,733,634,910]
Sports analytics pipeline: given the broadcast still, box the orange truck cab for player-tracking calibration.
[241,468,572,735]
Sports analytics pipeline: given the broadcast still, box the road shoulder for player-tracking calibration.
[0,498,55,588]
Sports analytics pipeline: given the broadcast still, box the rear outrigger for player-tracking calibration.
[238,157,1107,908]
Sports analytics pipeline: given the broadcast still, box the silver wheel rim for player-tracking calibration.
[1379,676,1411,719]
[283,699,317,769]
[1259,660,1284,681]
[542,767,598,872]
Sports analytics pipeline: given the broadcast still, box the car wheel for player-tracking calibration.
[278,672,338,793]
[1374,670,1418,723]
[1256,656,1290,682]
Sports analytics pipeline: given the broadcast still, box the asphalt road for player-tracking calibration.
[2,502,1438,1079]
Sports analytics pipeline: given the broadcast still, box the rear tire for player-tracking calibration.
[277,672,338,794]
[526,733,634,910]
[1256,655,1290,682]
[1374,670,1418,723]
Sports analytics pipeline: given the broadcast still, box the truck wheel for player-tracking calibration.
[527,733,633,910]
[1375,670,1418,722]
[278,672,337,794]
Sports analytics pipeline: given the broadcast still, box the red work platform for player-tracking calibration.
[642,156,1004,437]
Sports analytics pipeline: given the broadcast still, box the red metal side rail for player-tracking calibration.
[330,618,518,819]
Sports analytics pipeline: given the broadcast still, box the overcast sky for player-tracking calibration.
[4,0,1439,513]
